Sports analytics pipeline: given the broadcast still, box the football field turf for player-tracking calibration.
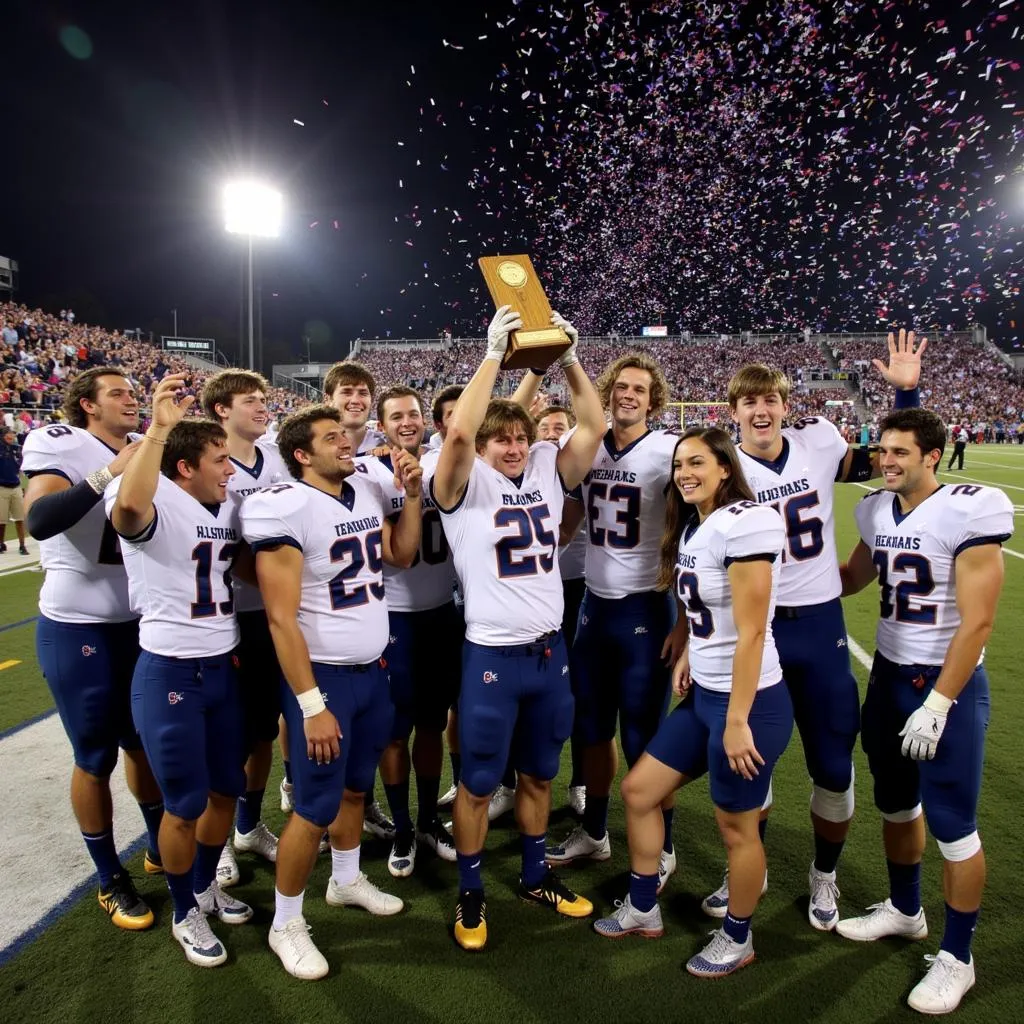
[1,447,1023,1023]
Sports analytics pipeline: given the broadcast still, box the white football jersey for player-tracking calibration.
[356,427,387,455]
[22,423,136,623]
[227,437,290,614]
[355,450,455,613]
[738,417,849,606]
[434,442,563,645]
[555,431,586,581]
[581,429,678,598]
[675,501,785,694]
[854,483,1014,666]
[104,475,242,657]
[241,475,390,664]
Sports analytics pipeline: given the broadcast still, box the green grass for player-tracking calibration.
[3,448,1024,1022]
[0,570,51,733]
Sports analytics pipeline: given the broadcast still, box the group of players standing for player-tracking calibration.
[23,308,1011,1016]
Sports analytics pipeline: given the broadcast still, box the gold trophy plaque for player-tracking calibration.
[478,254,572,370]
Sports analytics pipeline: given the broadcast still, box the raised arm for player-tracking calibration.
[552,313,604,491]
[111,372,192,538]
[382,447,423,567]
[433,306,521,509]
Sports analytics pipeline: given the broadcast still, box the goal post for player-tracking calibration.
[665,401,731,430]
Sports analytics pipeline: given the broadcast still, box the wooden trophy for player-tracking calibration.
[478,255,572,370]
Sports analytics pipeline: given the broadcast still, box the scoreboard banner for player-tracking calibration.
[162,336,216,358]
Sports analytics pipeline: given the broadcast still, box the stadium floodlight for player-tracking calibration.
[223,181,283,370]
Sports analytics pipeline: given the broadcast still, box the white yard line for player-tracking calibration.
[937,471,1024,492]
[845,634,873,672]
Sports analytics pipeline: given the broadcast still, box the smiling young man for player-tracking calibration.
[106,372,253,968]
[431,306,605,951]
[22,367,164,933]
[836,408,1012,1015]
[356,385,461,878]
[704,330,925,929]
[201,371,290,887]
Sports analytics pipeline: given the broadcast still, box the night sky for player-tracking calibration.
[2,1,1022,366]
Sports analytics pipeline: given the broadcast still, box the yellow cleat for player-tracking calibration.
[98,874,155,931]
[519,870,594,918]
[454,890,487,951]
[143,850,164,875]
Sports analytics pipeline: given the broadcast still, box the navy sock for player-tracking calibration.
[457,849,483,892]
[887,860,922,917]
[416,775,441,833]
[501,763,517,790]
[758,817,767,842]
[364,786,375,809]
[283,760,292,785]
[166,868,197,924]
[813,834,845,875]
[723,910,752,944]
[137,801,164,863]
[383,781,413,835]
[82,830,123,889]
[582,795,609,841]
[662,809,674,855]
[237,789,265,835]
[449,752,461,786]
[520,833,547,889]
[940,904,979,964]
[193,841,222,895]
[629,870,659,914]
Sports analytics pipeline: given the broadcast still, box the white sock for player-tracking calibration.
[331,845,360,887]
[272,888,305,931]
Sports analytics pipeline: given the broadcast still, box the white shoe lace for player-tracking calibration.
[280,918,319,960]
[186,907,220,950]
[810,873,840,908]
[920,953,959,995]
[701,929,737,963]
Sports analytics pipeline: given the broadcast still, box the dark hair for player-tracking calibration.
[276,405,341,479]
[200,369,270,421]
[161,420,227,479]
[879,408,946,459]
[657,427,756,591]
[376,385,424,424]
[322,361,376,401]
[62,367,132,427]
[432,385,464,424]
[475,399,536,451]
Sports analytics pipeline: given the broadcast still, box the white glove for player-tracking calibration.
[486,305,522,362]
[899,689,953,760]
[551,312,579,368]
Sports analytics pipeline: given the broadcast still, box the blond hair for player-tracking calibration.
[727,364,790,408]
[596,352,670,420]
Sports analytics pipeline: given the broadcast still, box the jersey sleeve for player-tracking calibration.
[949,486,1014,557]
[801,418,849,478]
[240,484,307,553]
[853,490,882,546]
[528,439,560,488]
[21,425,89,483]
[722,504,785,565]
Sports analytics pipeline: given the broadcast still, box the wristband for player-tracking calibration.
[86,466,114,495]
[484,351,504,364]
[894,386,920,409]
[296,688,327,718]
[923,689,953,714]
[558,351,580,369]
[144,432,168,446]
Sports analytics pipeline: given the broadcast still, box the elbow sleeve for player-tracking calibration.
[26,479,104,540]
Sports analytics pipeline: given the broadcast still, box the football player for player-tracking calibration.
[358,385,460,877]
[201,371,289,885]
[431,307,605,951]
[703,330,924,928]
[836,409,1012,1015]
[242,405,423,980]
[594,428,792,979]
[106,373,254,968]
[545,353,679,887]
[23,367,162,931]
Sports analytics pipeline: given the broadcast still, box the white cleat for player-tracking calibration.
[234,822,279,863]
[172,907,227,968]
[216,842,240,888]
[808,864,840,931]
[326,872,404,916]
[657,849,677,895]
[388,834,417,879]
[835,899,928,943]
[437,784,457,810]
[686,928,755,978]
[567,785,586,817]
[195,881,253,925]
[269,917,329,981]
[545,824,611,865]
[907,951,976,1015]
[701,868,768,919]
[487,785,516,822]
[593,896,664,939]
[279,779,294,813]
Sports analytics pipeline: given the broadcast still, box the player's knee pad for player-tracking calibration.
[880,803,923,824]
[810,772,855,823]
[936,831,982,862]
[761,778,774,812]
[461,706,508,797]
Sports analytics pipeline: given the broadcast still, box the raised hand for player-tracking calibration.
[872,329,927,391]
[150,372,196,430]
[486,305,523,362]
[552,311,580,368]
[392,447,423,498]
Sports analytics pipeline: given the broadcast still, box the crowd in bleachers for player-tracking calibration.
[0,302,306,437]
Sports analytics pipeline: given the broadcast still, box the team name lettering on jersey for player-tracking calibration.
[874,534,921,551]
[196,525,239,541]
[502,490,544,506]
[754,478,811,503]
[587,468,637,484]
[335,516,382,536]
